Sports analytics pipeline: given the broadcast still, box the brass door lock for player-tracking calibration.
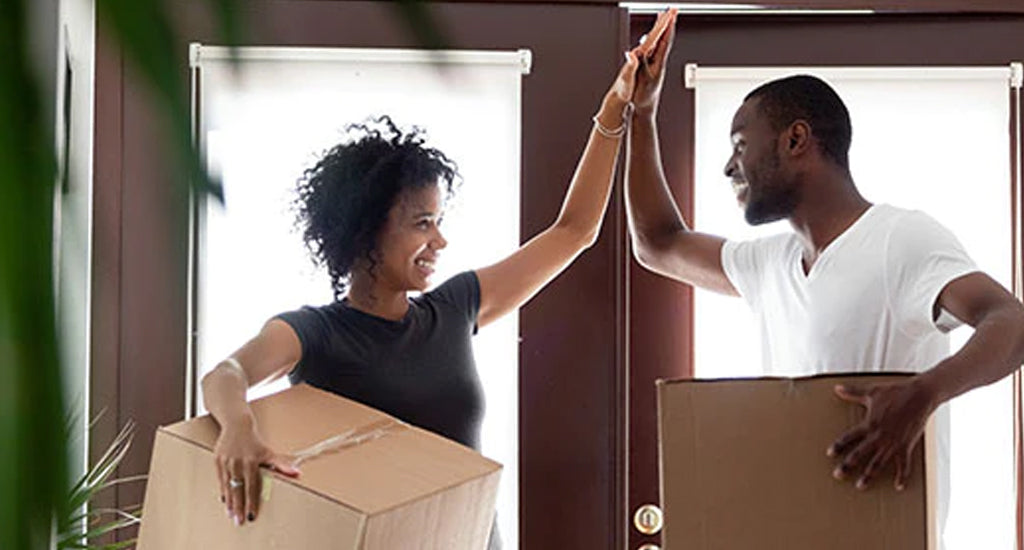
[633,503,663,536]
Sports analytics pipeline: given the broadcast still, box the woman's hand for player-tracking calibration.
[631,8,678,117]
[594,48,641,134]
[213,418,300,526]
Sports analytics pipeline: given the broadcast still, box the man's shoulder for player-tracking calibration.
[869,203,953,242]
[727,231,799,253]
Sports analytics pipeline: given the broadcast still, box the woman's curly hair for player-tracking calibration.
[294,116,460,300]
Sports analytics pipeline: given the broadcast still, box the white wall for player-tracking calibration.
[55,0,95,490]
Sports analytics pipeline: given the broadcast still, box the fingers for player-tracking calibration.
[218,455,295,526]
[616,48,640,86]
[833,433,877,481]
[244,459,261,523]
[618,50,641,101]
[827,425,867,458]
[227,458,245,526]
[269,454,302,478]
[648,9,678,69]
[638,9,671,59]
[895,443,917,491]
[856,446,894,490]
[215,458,228,506]
[833,384,871,406]
[623,49,640,74]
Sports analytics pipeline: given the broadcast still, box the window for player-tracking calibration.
[190,46,529,548]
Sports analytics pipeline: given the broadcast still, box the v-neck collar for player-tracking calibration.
[795,204,879,282]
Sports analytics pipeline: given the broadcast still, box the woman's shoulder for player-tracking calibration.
[275,300,352,328]
[414,271,480,311]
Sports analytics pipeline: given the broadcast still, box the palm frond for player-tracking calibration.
[56,421,142,550]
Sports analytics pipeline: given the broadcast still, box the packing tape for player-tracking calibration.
[261,471,272,503]
[257,419,406,503]
[288,418,408,468]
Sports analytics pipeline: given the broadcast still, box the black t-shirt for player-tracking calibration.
[276,271,485,449]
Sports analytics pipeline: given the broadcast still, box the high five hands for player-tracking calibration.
[632,8,678,116]
[598,8,679,131]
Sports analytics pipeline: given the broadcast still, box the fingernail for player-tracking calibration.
[248,512,255,522]
[825,447,834,457]
[832,467,845,480]
[896,483,906,492]
[226,507,231,518]
[234,514,242,527]
[856,479,868,490]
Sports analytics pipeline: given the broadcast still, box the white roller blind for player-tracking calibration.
[690,65,1016,549]
[191,45,527,548]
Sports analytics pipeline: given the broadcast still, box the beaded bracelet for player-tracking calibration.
[592,101,635,139]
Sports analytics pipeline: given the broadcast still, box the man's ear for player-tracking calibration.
[785,120,811,156]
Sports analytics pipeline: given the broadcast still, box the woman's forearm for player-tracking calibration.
[202,362,256,430]
[551,93,631,246]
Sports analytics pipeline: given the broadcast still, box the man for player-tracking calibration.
[627,7,1024,540]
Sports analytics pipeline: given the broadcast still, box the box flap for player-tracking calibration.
[164,384,502,515]
[658,373,930,549]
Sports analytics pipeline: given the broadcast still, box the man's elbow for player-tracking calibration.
[630,232,670,273]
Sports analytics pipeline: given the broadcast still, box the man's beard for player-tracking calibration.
[743,153,799,225]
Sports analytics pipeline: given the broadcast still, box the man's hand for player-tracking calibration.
[826,378,938,491]
[631,8,678,116]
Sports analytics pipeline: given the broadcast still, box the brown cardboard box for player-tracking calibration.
[136,384,501,549]
[657,373,935,550]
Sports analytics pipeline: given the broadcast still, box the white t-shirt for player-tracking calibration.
[721,203,978,547]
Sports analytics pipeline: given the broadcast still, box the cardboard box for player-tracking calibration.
[137,384,501,549]
[657,373,935,550]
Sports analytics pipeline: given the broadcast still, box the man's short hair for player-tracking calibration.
[745,75,852,169]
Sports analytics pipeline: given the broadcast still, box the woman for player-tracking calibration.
[202,11,675,546]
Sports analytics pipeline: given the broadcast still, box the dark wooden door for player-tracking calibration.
[624,10,1024,550]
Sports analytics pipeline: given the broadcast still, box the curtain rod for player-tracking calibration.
[189,44,533,75]
[620,2,874,15]
[684,63,1023,89]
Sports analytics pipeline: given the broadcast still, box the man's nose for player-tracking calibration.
[723,157,736,179]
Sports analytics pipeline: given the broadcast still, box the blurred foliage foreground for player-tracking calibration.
[0,1,444,548]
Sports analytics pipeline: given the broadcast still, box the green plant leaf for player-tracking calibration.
[390,1,452,51]
[95,0,224,203]
[0,0,67,549]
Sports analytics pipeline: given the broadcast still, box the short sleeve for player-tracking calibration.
[721,234,790,311]
[274,306,332,378]
[886,210,978,336]
[426,271,482,332]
